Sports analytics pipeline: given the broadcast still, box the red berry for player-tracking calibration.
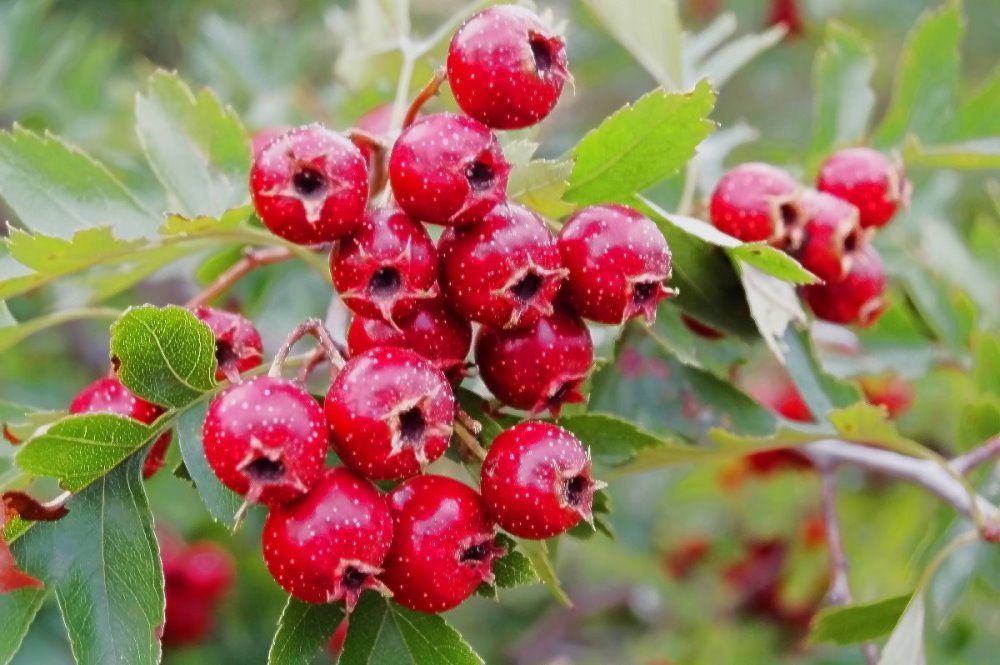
[163,586,214,646]
[792,190,865,283]
[202,376,326,506]
[859,374,914,418]
[388,113,509,226]
[331,208,438,326]
[325,348,455,480]
[710,163,803,243]
[438,202,566,329]
[69,377,171,479]
[447,5,569,129]
[262,468,392,609]
[475,310,593,416]
[817,148,910,229]
[800,244,887,327]
[192,306,264,382]
[347,300,472,381]
[662,536,712,579]
[380,475,504,613]
[480,421,604,539]
[557,204,675,324]
[767,0,805,37]
[681,314,724,340]
[250,123,368,245]
[744,449,814,475]
[180,543,235,602]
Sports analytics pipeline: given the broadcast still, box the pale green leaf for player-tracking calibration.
[903,136,1000,170]
[558,412,709,467]
[809,594,912,646]
[736,262,807,363]
[506,158,575,219]
[955,66,1000,138]
[584,0,682,90]
[517,539,571,607]
[0,307,119,353]
[878,592,926,665]
[695,24,785,89]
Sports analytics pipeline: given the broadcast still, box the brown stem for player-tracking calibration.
[403,68,447,130]
[454,421,488,462]
[456,406,483,436]
[951,436,1000,476]
[269,318,346,380]
[186,247,294,308]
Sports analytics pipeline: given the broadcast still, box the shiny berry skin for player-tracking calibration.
[800,244,887,327]
[388,113,510,226]
[262,468,392,609]
[792,190,865,283]
[447,5,569,129]
[251,126,290,159]
[347,300,472,381]
[557,204,675,324]
[380,475,504,613]
[192,306,264,382]
[710,163,803,243]
[69,377,171,479]
[475,310,593,416]
[480,422,604,539]
[331,208,438,326]
[325,348,455,480]
[817,148,910,229]
[438,202,566,329]
[250,123,368,245]
[202,376,326,506]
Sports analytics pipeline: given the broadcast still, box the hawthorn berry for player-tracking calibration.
[325,347,455,480]
[202,376,326,506]
[262,467,392,608]
[438,202,566,329]
[792,190,865,283]
[388,112,509,226]
[331,208,438,326]
[817,147,910,229]
[159,532,234,647]
[447,5,569,129]
[347,299,472,381]
[475,309,593,416]
[709,162,803,243]
[192,306,264,382]
[557,204,674,324]
[250,123,368,245]
[69,377,171,479]
[480,421,604,539]
[380,475,504,613]
[162,588,214,646]
[800,244,887,327]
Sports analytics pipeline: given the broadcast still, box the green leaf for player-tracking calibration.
[564,81,716,205]
[110,305,218,409]
[268,596,344,665]
[159,205,251,236]
[827,402,928,457]
[476,534,538,598]
[694,24,785,89]
[0,402,65,445]
[558,412,709,467]
[972,335,1000,395]
[809,593,912,646]
[583,0,683,90]
[517,539,571,607]
[782,326,860,419]
[0,307,119,353]
[878,591,926,665]
[955,66,1000,138]
[0,580,45,664]
[506,158,575,219]
[340,594,483,665]
[0,125,158,240]
[135,70,250,217]
[903,136,1000,170]
[176,402,242,525]
[736,262,807,362]
[728,245,817,285]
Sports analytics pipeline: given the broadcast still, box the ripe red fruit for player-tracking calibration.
[331,208,438,326]
[192,306,264,382]
[481,422,604,539]
[817,147,910,229]
[163,587,214,646]
[347,300,472,381]
[202,376,326,506]
[792,190,865,283]
[681,314,724,340]
[251,126,290,159]
[380,475,504,613]
[388,112,510,226]
[859,374,914,418]
[69,377,171,479]
[438,202,566,329]
[662,536,712,579]
[709,163,803,243]
[325,347,455,480]
[800,244,887,327]
[179,543,235,602]
[159,532,233,647]
[447,5,569,129]
[475,310,593,416]
[767,0,805,37]
[262,468,392,608]
[557,204,675,324]
[250,123,368,245]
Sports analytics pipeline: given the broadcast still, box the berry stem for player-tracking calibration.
[402,68,447,130]
[455,407,483,436]
[186,246,294,308]
[348,128,390,198]
[454,421,488,462]
[951,436,1000,476]
[269,318,346,379]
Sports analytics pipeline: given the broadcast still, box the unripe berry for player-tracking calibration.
[710,163,803,243]
[800,244,887,327]
[191,306,264,382]
[816,148,910,229]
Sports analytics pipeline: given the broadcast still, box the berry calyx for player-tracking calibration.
[438,202,566,329]
[69,377,171,479]
[250,123,369,245]
[480,422,604,539]
[262,468,392,609]
[447,5,569,129]
[202,376,326,506]
[475,310,593,416]
[800,244,887,327]
[380,475,504,613]
[710,163,803,243]
[192,306,264,382]
[792,190,865,283]
[557,204,675,324]
[388,112,510,226]
[816,147,910,229]
[325,348,455,480]
[331,208,438,326]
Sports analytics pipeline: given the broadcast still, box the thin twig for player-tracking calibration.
[186,246,294,308]
[454,421,488,462]
[269,318,346,380]
[455,406,483,436]
[402,68,447,129]
[296,347,328,384]
[951,436,1000,476]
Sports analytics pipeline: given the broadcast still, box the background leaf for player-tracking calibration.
[809,593,912,646]
[267,596,344,665]
[584,0,683,90]
[176,402,241,525]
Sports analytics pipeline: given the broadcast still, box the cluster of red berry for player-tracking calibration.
[158,530,234,646]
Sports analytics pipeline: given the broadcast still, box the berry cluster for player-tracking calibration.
[158,530,234,647]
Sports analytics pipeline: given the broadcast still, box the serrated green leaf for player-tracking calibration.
[506,158,575,219]
[809,594,912,646]
[477,534,538,598]
[517,539,571,607]
[878,591,926,665]
[110,305,218,409]
[728,245,817,285]
[565,81,716,205]
[584,0,683,90]
[558,412,706,467]
[267,596,344,665]
[828,402,928,457]
[0,307,119,353]
[176,402,242,525]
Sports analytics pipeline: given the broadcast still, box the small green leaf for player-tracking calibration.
[558,412,707,467]
[268,596,344,665]
[729,246,817,285]
[878,591,926,665]
[477,534,538,598]
[518,539,571,607]
[506,158,575,219]
[782,326,860,419]
[583,0,683,90]
[828,402,928,457]
[160,205,251,236]
[176,402,242,525]
[972,335,1000,395]
[809,593,912,646]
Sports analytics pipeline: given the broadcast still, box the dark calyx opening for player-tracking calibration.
[341,566,368,591]
[510,272,542,303]
[215,340,237,369]
[460,542,491,563]
[368,267,401,297]
[245,457,284,482]
[292,166,327,197]
[844,226,861,253]
[632,281,660,305]
[466,160,495,191]
[564,475,589,508]
[529,35,554,74]
[398,407,426,443]
[779,202,800,227]
[548,381,573,406]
